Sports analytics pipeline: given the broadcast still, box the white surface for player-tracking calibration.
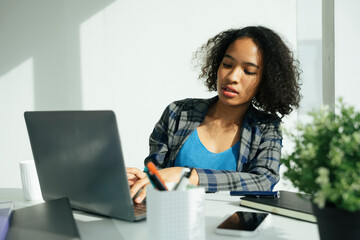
[0,0,297,188]
[335,0,360,109]
[1,188,320,240]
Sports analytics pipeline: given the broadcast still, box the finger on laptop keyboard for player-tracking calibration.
[134,186,147,204]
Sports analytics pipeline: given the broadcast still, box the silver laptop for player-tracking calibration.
[24,110,146,221]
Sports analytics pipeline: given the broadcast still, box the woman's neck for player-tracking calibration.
[209,99,251,126]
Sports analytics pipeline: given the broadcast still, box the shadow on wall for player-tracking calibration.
[0,0,115,110]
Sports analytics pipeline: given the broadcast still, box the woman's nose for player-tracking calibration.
[227,67,242,83]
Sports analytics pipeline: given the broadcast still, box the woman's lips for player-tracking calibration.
[221,86,238,98]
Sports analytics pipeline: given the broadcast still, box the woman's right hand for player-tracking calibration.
[126,167,149,203]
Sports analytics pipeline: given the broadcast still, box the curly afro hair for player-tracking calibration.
[193,26,301,118]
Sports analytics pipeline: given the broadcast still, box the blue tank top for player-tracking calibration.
[174,129,239,170]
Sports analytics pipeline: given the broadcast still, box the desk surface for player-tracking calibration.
[1,188,319,240]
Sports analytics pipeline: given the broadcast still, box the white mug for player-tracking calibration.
[19,160,42,201]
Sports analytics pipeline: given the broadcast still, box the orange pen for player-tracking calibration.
[146,161,168,191]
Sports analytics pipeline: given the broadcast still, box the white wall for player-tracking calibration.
[283,0,360,193]
[335,0,360,108]
[274,0,323,192]
[297,0,322,118]
[295,0,360,112]
[0,0,297,188]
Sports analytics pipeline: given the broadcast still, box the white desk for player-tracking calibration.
[1,188,319,240]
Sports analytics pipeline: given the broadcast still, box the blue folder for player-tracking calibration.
[0,202,14,240]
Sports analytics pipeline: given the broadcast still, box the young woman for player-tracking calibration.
[127,26,301,203]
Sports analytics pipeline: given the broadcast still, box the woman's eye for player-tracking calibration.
[244,70,256,75]
[222,63,232,68]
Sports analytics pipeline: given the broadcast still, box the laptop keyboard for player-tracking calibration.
[133,201,146,215]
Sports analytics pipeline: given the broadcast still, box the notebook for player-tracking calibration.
[24,110,146,222]
[239,190,316,223]
[6,198,80,240]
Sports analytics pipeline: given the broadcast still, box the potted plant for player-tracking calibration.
[281,98,360,240]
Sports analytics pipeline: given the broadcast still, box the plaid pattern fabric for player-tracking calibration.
[145,96,282,192]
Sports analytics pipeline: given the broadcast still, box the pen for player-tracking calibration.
[146,161,168,191]
[147,172,167,191]
[174,167,191,190]
[230,191,280,198]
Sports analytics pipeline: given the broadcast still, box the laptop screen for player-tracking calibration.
[24,110,145,221]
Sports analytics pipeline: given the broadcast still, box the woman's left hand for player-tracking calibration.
[159,167,199,186]
[127,166,200,203]
[158,167,184,183]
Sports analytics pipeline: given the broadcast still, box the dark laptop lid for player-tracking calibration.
[24,111,144,221]
[6,198,80,240]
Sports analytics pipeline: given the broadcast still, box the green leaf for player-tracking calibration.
[281,98,360,211]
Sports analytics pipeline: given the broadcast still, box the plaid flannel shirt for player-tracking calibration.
[144,96,282,192]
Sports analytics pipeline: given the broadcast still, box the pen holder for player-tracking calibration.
[147,186,205,240]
